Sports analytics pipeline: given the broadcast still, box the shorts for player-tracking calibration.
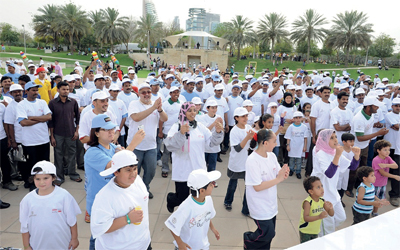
[374,186,386,200]
[299,231,318,243]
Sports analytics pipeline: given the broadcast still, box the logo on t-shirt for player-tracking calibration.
[52,208,62,213]
[188,211,212,228]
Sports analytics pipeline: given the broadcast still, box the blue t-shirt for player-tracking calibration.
[84,143,116,214]
[181,91,200,102]
[4,72,21,83]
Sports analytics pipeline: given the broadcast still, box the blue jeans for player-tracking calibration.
[224,178,249,215]
[156,129,163,161]
[289,157,302,174]
[89,235,95,250]
[367,139,377,167]
[272,146,279,158]
[205,153,218,172]
[133,148,157,191]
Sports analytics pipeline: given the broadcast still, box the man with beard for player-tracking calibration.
[181,79,199,101]
[330,92,353,145]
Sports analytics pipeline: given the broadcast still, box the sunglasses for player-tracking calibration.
[140,91,151,95]
[393,105,400,107]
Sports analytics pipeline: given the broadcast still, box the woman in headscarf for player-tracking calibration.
[311,129,360,236]
[164,102,224,212]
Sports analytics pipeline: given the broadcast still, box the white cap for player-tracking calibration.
[31,161,56,175]
[363,96,380,106]
[360,84,369,90]
[100,150,138,176]
[75,61,80,65]
[268,102,278,108]
[10,84,24,92]
[339,82,350,90]
[392,98,400,105]
[64,75,75,82]
[49,73,57,79]
[187,169,221,197]
[234,107,249,116]
[206,100,218,107]
[254,115,260,123]
[355,88,365,95]
[128,70,136,74]
[127,66,133,70]
[376,83,386,89]
[375,89,385,96]
[28,59,33,63]
[92,91,110,101]
[73,74,81,79]
[293,111,304,118]
[312,70,318,74]
[245,75,253,79]
[333,83,340,89]
[365,77,371,81]
[109,84,120,91]
[382,77,389,82]
[232,74,239,78]
[169,86,180,93]
[242,100,254,106]
[305,86,314,91]
[195,78,204,84]
[110,70,118,75]
[138,83,151,91]
[286,84,295,90]
[214,83,224,91]
[121,78,132,85]
[295,86,303,91]
[192,97,203,105]
[186,79,195,84]
[271,77,279,82]
[165,74,175,80]
[94,74,105,81]
[28,63,35,68]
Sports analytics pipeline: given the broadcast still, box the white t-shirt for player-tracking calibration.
[277,105,297,120]
[196,114,221,153]
[337,150,354,190]
[247,111,256,126]
[108,99,128,136]
[270,112,281,147]
[311,150,351,205]
[75,88,87,107]
[248,90,263,116]
[118,91,139,110]
[194,89,208,102]
[245,152,281,220]
[203,96,229,126]
[91,176,150,250]
[19,186,81,250]
[27,73,37,82]
[4,100,23,143]
[0,103,6,140]
[16,99,52,146]
[83,80,95,90]
[267,88,283,105]
[165,195,216,250]
[227,96,244,126]
[330,107,353,145]
[127,100,160,150]
[151,92,165,102]
[300,95,318,108]
[284,123,308,158]
[228,125,252,172]
[384,112,400,152]
[166,123,211,182]
[310,100,333,133]
[260,91,270,115]
[352,110,375,149]
[322,76,332,87]
[162,99,181,135]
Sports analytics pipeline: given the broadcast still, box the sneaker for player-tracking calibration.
[157,160,162,167]
[24,182,30,189]
[289,170,294,176]
[167,203,174,213]
[224,204,232,211]
[2,182,18,191]
[149,191,154,199]
[217,156,223,162]
[371,213,379,217]
[85,211,90,223]
[296,173,301,179]
[390,198,399,207]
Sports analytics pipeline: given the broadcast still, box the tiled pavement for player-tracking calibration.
[0,152,396,250]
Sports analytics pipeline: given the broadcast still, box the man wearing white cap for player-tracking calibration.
[75,61,83,76]
[330,92,354,145]
[247,79,263,116]
[127,69,138,86]
[118,78,138,110]
[84,74,105,106]
[203,83,229,132]
[128,83,168,199]
[374,74,381,86]
[267,77,284,105]
[226,84,244,128]
[110,70,121,88]
[181,79,200,102]
[193,78,207,102]
[160,74,175,99]
[27,64,37,81]
[83,61,96,89]
[108,84,128,147]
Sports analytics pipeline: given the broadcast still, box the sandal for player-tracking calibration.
[72,177,82,183]
[162,172,168,178]
[345,190,354,198]
[85,211,90,223]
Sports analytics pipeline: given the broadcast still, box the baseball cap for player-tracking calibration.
[148,72,156,76]
[272,77,279,82]
[64,75,75,82]
[211,75,220,81]
[192,97,203,105]
[363,96,380,106]
[109,84,120,91]
[205,75,211,79]
[169,86,180,93]
[245,75,253,79]
[241,80,249,85]
[92,91,110,101]
[249,78,258,86]
[24,81,42,91]
[110,70,118,75]
[128,70,136,74]
[375,74,379,76]
[268,102,278,108]
[242,100,254,106]
[91,114,117,129]
[382,78,389,82]
[75,61,80,65]
[186,79,195,84]
[138,83,151,91]
[214,83,224,91]
[293,111,304,118]
[376,83,386,89]
[195,78,204,84]
[232,84,241,89]
[31,161,56,175]
[392,98,400,105]
[339,82,350,90]
[121,78,131,85]
[333,83,340,89]
[286,84,295,90]
[6,62,15,68]
[206,100,218,107]
[234,107,249,116]
[232,74,239,78]
[73,74,81,79]
[28,63,35,68]
[149,78,160,86]
[305,86,314,91]
[100,150,138,176]
[375,89,385,96]
[10,84,24,92]
[355,88,365,95]
[94,74,105,81]
[187,169,221,196]
[165,74,175,80]
[34,67,46,75]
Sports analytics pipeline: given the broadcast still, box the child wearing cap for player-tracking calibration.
[90,150,151,250]
[243,100,256,126]
[20,161,81,250]
[285,111,308,179]
[165,169,221,250]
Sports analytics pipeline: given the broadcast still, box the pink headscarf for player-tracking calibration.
[315,129,336,156]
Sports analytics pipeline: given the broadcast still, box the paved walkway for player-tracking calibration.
[0,150,396,249]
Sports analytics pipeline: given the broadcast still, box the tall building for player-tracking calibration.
[186,8,220,49]
[173,16,180,30]
[142,0,158,21]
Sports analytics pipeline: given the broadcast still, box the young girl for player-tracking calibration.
[243,100,256,125]
[224,107,254,214]
[244,129,290,249]
[20,161,81,250]
[311,129,361,235]
[277,93,297,165]
[263,102,284,157]
[302,103,312,160]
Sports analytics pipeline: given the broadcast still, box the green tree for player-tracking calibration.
[325,10,373,67]
[274,40,293,54]
[58,3,89,54]
[369,34,396,64]
[95,8,129,52]
[257,13,289,61]
[223,15,253,60]
[0,23,19,47]
[136,14,162,53]
[290,9,328,62]
[296,41,320,58]
[32,4,60,48]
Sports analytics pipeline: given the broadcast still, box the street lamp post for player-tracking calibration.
[22,24,26,53]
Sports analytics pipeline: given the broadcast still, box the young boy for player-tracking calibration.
[352,166,390,224]
[165,169,220,250]
[372,140,399,216]
[338,133,356,207]
[285,111,308,179]
[242,100,256,126]
[299,176,334,243]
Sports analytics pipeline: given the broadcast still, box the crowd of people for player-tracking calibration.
[1,57,400,250]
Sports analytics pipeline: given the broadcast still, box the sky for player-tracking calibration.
[1,0,399,50]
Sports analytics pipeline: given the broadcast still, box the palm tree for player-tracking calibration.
[32,4,60,48]
[58,3,89,54]
[290,9,328,62]
[325,10,373,67]
[224,15,253,60]
[95,8,129,52]
[136,14,162,53]
[258,13,289,61]
[88,10,103,30]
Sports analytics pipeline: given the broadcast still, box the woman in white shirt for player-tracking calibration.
[164,102,224,212]
[91,150,151,250]
[277,92,297,165]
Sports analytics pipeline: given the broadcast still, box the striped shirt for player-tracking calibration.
[353,183,375,214]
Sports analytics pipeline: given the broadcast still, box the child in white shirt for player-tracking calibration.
[20,161,81,250]
[243,100,256,126]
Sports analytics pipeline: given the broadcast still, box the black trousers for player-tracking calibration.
[389,149,400,198]
[167,181,190,209]
[0,138,12,184]
[305,141,315,176]
[278,134,288,166]
[20,143,50,184]
[244,216,276,250]
[223,126,233,149]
